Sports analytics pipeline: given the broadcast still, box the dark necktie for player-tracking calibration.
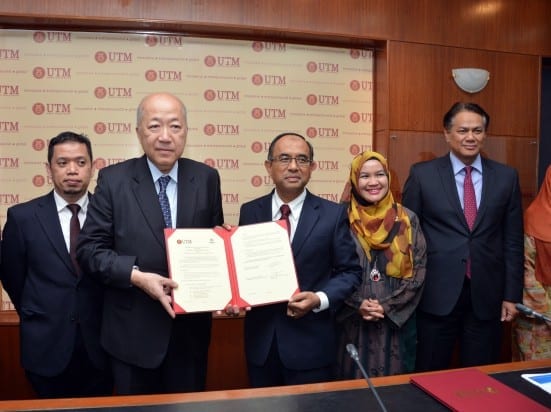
[463,166,477,277]
[279,204,291,237]
[67,203,81,275]
[158,175,172,228]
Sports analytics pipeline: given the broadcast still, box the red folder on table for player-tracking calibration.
[410,368,548,412]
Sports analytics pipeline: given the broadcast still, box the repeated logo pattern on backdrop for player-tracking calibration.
[0,30,373,310]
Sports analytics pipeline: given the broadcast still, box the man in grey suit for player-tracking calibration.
[402,102,523,371]
[78,93,224,394]
[1,132,112,398]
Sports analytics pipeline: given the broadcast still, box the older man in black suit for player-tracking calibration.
[402,102,524,371]
[78,93,224,395]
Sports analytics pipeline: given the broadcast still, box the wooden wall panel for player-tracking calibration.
[388,41,540,136]
[388,131,538,206]
[0,1,550,55]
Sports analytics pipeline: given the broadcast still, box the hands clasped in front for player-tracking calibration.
[359,298,385,321]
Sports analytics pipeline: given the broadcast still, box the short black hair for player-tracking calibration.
[267,132,314,161]
[443,102,490,131]
[47,131,93,164]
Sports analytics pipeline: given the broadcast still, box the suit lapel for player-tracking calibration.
[437,156,470,230]
[474,158,494,231]
[131,156,166,247]
[35,192,74,274]
[176,158,199,227]
[292,191,320,257]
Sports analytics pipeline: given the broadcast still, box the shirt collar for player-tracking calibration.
[53,190,89,213]
[449,152,483,176]
[272,189,307,219]
[147,158,179,183]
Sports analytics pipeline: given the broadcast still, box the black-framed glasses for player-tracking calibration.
[269,155,312,167]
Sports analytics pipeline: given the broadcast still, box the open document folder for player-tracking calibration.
[165,220,300,313]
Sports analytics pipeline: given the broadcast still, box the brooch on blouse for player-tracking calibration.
[369,256,381,282]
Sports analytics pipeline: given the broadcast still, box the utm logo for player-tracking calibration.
[317,160,339,171]
[145,35,184,47]
[222,193,240,204]
[203,124,240,136]
[95,51,133,63]
[251,42,286,52]
[306,61,339,73]
[306,94,339,105]
[349,144,372,156]
[94,87,132,99]
[350,80,373,91]
[0,193,20,204]
[349,112,373,123]
[203,89,240,102]
[204,158,240,170]
[251,107,286,120]
[251,74,287,86]
[0,85,19,96]
[306,127,339,138]
[250,175,274,187]
[33,66,71,79]
[349,49,373,59]
[94,122,132,134]
[94,157,127,170]
[144,70,182,82]
[0,121,18,132]
[204,55,240,67]
[32,103,71,115]
[0,49,19,60]
[0,157,20,168]
[33,31,72,43]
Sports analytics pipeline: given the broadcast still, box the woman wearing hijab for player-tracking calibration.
[513,165,551,360]
[336,151,426,378]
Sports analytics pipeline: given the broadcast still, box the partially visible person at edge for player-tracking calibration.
[402,102,524,371]
[335,151,427,378]
[513,165,551,360]
[227,132,362,387]
[0,131,112,398]
[77,92,224,395]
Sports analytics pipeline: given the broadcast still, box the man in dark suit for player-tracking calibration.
[77,93,224,395]
[402,102,524,371]
[236,132,361,387]
[0,131,112,398]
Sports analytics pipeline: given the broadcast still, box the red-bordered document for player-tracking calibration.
[165,220,300,313]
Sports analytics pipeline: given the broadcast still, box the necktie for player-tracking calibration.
[280,204,291,237]
[67,203,81,275]
[463,166,477,230]
[463,166,477,277]
[158,175,172,228]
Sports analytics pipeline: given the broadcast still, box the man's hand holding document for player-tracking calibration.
[165,220,299,313]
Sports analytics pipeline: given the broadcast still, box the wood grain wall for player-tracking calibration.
[1,0,550,400]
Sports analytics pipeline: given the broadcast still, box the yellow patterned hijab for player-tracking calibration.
[347,151,413,279]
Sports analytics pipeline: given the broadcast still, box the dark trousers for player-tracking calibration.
[415,278,502,372]
[111,319,209,395]
[26,329,112,399]
[247,335,334,388]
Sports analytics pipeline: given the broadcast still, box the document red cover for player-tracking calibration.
[165,221,300,313]
[410,368,548,412]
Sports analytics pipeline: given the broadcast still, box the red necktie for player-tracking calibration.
[463,166,477,277]
[67,203,81,275]
[279,204,291,237]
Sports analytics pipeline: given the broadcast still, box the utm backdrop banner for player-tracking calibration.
[0,30,373,310]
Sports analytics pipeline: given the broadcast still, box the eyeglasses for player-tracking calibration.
[269,155,312,167]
